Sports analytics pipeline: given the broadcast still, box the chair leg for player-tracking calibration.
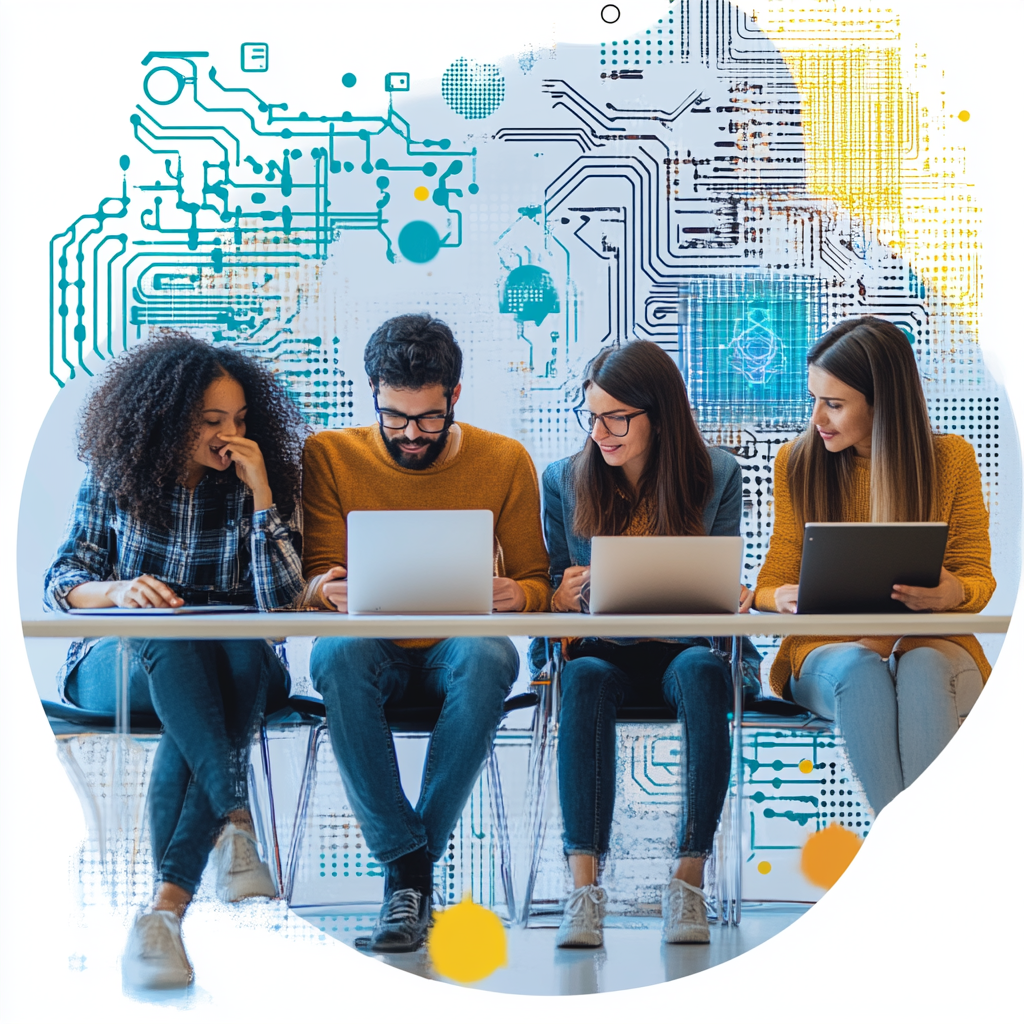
[517,679,555,927]
[485,750,516,920]
[727,635,744,925]
[284,722,324,903]
[246,722,284,895]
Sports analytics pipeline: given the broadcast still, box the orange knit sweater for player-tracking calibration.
[302,423,553,632]
[754,434,995,696]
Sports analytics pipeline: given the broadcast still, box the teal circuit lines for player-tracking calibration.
[49,49,481,388]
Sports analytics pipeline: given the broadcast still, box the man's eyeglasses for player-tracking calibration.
[574,407,648,438]
[374,393,451,434]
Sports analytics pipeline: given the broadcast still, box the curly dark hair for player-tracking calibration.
[77,333,307,527]
[364,313,462,394]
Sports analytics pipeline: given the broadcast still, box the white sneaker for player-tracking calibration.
[556,884,607,948]
[661,878,711,944]
[122,910,194,989]
[213,823,277,903]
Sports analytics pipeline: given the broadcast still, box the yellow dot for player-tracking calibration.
[757,861,772,875]
[428,892,507,983]
[414,185,430,201]
[799,759,814,774]
[801,822,863,890]
[958,110,970,122]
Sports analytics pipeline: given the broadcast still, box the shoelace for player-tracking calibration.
[666,880,710,924]
[564,885,607,928]
[381,888,423,926]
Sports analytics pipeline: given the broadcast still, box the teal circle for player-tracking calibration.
[342,72,357,88]
[343,161,354,172]
[468,182,480,194]
[119,155,130,171]
[251,192,266,203]
[398,221,442,263]
[376,176,390,189]
[422,162,437,176]
[441,58,505,119]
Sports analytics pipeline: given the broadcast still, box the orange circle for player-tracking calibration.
[800,822,863,889]
[757,861,772,875]
[799,759,814,774]
[958,110,970,122]
[414,185,430,201]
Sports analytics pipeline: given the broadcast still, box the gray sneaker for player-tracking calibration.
[122,910,194,989]
[213,823,277,903]
[555,884,607,948]
[661,878,711,944]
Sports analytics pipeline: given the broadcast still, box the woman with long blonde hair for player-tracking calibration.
[755,316,995,813]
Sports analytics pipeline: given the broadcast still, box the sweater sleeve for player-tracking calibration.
[754,442,803,612]
[496,445,553,612]
[943,439,995,612]
[301,434,347,579]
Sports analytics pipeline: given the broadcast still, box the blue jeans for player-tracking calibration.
[557,641,732,860]
[791,640,983,814]
[309,637,519,864]
[65,637,288,895]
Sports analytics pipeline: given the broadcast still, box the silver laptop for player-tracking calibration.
[346,509,494,614]
[588,536,743,614]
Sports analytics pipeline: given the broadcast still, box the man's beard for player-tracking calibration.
[380,423,451,470]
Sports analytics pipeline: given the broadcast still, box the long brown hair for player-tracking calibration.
[571,340,713,537]
[788,316,936,525]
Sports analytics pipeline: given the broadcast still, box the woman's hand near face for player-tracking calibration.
[217,434,273,511]
[891,566,965,612]
[773,584,799,614]
[552,565,590,612]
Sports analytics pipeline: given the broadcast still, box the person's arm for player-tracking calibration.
[892,439,995,612]
[300,434,349,609]
[754,443,802,612]
[44,473,183,610]
[493,446,553,613]
[542,459,590,613]
[250,501,306,611]
[706,450,742,537]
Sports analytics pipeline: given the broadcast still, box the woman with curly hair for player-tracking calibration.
[44,332,307,990]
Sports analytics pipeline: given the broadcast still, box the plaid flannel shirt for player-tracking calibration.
[44,468,305,695]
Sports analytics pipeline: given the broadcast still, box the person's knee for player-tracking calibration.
[896,646,966,697]
[663,648,730,707]
[560,657,616,708]
[810,645,892,698]
[309,638,381,695]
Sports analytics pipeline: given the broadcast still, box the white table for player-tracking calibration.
[21,610,1012,639]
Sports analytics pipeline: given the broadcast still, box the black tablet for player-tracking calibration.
[796,523,948,614]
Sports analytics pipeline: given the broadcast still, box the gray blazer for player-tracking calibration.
[533,446,762,686]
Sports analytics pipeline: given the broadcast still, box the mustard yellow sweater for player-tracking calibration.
[754,434,995,696]
[302,422,553,619]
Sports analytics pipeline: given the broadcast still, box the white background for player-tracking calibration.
[1,1,1021,1020]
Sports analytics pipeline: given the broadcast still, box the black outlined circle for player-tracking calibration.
[600,4,621,24]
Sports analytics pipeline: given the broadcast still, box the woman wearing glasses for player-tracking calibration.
[754,316,995,815]
[541,340,757,948]
[44,333,306,989]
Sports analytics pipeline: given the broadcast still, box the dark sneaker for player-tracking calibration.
[370,887,432,953]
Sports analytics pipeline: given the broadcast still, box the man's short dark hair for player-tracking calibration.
[364,314,463,394]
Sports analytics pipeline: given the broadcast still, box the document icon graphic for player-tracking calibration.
[241,43,269,72]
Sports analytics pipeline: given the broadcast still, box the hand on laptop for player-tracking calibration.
[891,567,965,612]
[319,566,349,612]
[739,585,755,614]
[773,584,799,614]
[493,577,527,612]
[552,565,590,612]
